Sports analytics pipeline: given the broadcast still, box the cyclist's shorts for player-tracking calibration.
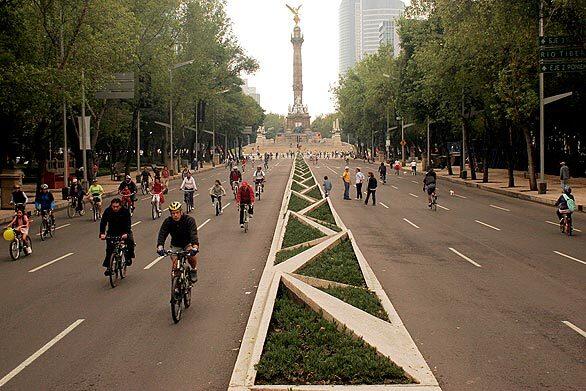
[426,183,436,195]
[92,196,102,203]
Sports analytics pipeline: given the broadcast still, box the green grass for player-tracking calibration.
[307,202,336,225]
[305,186,323,200]
[288,193,312,212]
[282,217,326,248]
[302,171,313,179]
[255,287,410,385]
[297,239,366,287]
[275,245,313,265]
[291,181,305,193]
[293,174,304,183]
[303,177,316,187]
[320,286,389,321]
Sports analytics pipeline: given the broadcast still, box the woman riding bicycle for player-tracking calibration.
[5,208,31,255]
[209,180,227,215]
[87,178,104,216]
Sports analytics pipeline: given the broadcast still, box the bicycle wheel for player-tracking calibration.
[67,202,75,218]
[152,203,157,220]
[170,276,183,323]
[109,254,118,288]
[9,240,20,261]
[49,219,55,238]
[79,201,86,216]
[184,283,192,309]
[40,221,46,241]
[566,220,573,237]
[119,256,127,279]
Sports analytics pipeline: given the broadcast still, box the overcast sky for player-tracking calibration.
[227,1,340,117]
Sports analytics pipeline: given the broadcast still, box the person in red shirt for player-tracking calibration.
[236,181,254,228]
[151,177,165,212]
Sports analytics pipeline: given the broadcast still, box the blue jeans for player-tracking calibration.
[343,181,350,199]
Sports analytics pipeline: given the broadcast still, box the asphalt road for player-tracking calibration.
[312,159,586,391]
[0,159,292,391]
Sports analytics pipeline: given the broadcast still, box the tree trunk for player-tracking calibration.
[522,125,538,191]
[470,138,477,180]
[507,125,515,187]
[482,130,489,183]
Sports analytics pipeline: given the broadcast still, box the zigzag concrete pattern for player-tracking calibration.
[229,156,441,390]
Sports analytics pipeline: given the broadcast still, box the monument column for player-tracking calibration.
[291,26,304,106]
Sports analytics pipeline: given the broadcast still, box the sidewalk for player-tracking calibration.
[407,163,584,212]
[0,163,218,224]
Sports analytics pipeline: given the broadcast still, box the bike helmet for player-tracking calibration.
[125,175,131,180]
[169,201,182,211]
[41,184,49,190]
[233,167,238,171]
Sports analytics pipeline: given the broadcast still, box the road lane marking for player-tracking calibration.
[28,253,74,273]
[327,167,337,174]
[379,202,389,209]
[475,220,501,231]
[144,256,165,270]
[408,193,419,198]
[402,218,420,229]
[411,180,418,184]
[553,251,586,265]
[131,221,142,227]
[449,247,482,268]
[35,224,70,236]
[391,185,399,190]
[141,196,150,201]
[546,221,582,232]
[562,321,586,338]
[162,207,169,212]
[198,218,211,230]
[454,194,467,199]
[0,319,85,387]
[437,204,450,211]
[222,202,231,211]
[490,204,510,212]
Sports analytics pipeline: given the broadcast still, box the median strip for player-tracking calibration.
[448,248,482,268]
[475,220,501,231]
[28,253,74,273]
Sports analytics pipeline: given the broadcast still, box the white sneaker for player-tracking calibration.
[240,224,244,228]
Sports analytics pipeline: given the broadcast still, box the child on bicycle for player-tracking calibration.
[209,180,227,215]
[6,208,31,254]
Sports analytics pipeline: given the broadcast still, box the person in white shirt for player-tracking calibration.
[253,166,266,192]
[180,171,197,208]
[411,160,417,175]
[355,167,365,200]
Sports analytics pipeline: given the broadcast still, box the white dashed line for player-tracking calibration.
[28,253,74,273]
[411,180,418,184]
[131,221,142,227]
[391,185,399,190]
[379,202,389,209]
[553,251,586,265]
[0,319,85,387]
[562,321,586,338]
[327,167,337,174]
[453,194,467,199]
[408,193,419,198]
[35,224,70,236]
[437,204,450,211]
[222,203,231,211]
[546,221,582,232]
[198,218,211,230]
[490,204,510,212]
[402,218,420,229]
[144,256,165,270]
[475,220,501,231]
[449,247,482,268]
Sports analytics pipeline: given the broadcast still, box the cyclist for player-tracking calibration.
[264,153,270,170]
[180,170,197,209]
[209,180,227,215]
[423,168,437,207]
[99,198,135,275]
[236,181,255,228]
[10,184,28,212]
[241,157,247,173]
[253,165,266,194]
[5,208,31,255]
[69,178,85,214]
[156,201,199,283]
[230,166,242,187]
[118,175,138,207]
[151,177,165,214]
[35,184,56,227]
[140,166,152,193]
[378,162,387,184]
[87,178,104,217]
[555,186,576,223]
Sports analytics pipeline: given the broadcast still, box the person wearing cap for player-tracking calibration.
[10,184,28,212]
[68,178,85,213]
[560,161,570,189]
[342,166,351,200]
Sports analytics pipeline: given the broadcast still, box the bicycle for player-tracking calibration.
[121,193,135,217]
[151,193,162,220]
[67,197,85,218]
[379,173,386,185]
[141,180,149,195]
[255,180,264,201]
[232,181,240,199]
[163,248,197,323]
[90,196,102,222]
[5,228,32,261]
[430,193,438,211]
[183,189,195,213]
[559,213,573,236]
[106,236,128,288]
[39,210,55,241]
[240,204,250,233]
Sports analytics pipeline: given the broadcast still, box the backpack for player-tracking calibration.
[563,194,576,212]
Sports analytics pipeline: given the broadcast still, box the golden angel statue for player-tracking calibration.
[286,3,302,26]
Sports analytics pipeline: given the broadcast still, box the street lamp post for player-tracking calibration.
[396,116,414,165]
[169,59,195,174]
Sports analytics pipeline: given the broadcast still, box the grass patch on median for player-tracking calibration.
[275,245,313,265]
[282,217,325,248]
[255,286,410,385]
[291,181,305,193]
[288,193,312,212]
[307,202,336,225]
[303,176,316,187]
[297,239,366,288]
[305,186,322,200]
[320,286,389,321]
[293,174,304,183]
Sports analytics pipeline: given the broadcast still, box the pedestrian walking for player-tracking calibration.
[342,166,351,200]
[560,161,570,189]
[355,168,365,200]
[365,172,377,206]
[323,176,332,197]
[411,160,417,175]
[161,165,170,189]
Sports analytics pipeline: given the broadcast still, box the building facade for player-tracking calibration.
[378,19,401,58]
[242,79,261,105]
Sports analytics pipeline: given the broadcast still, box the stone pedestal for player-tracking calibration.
[332,133,342,146]
[0,169,24,209]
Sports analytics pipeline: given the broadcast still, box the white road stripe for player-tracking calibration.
[198,218,211,230]
[408,193,419,198]
[449,247,482,268]
[379,202,389,209]
[162,207,169,212]
[35,224,70,236]
[546,220,582,232]
[553,251,586,265]
[490,204,510,212]
[131,221,142,227]
[562,321,586,338]
[411,180,418,184]
[391,185,399,190]
[327,167,337,174]
[475,220,501,231]
[222,202,231,211]
[454,194,467,199]
[144,256,165,270]
[437,204,450,211]
[402,218,420,229]
[0,319,85,387]
[28,253,74,273]
[141,196,150,201]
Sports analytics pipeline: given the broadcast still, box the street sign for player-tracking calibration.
[540,61,586,73]
[539,36,579,46]
[95,73,135,100]
[540,47,585,60]
[400,140,407,146]
[241,126,253,135]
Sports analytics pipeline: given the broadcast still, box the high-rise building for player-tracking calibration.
[359,0,404,57]
[339,0,359,75]
[378,19,401,58]
[242,79,261,106]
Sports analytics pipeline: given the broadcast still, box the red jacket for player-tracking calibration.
[236,184,254,204]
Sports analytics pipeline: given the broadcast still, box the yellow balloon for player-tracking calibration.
[3,229,15,242]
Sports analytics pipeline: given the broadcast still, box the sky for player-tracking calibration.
[226,1,340,117]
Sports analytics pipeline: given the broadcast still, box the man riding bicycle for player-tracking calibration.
[140,167,152,192]
[118,175,138,208]
[556,186,576,222]
[157,201,199,283]
[10,184,28,212]
[180,170,197,208]
[69,178,85,213]
[378,162,387,183]
[87,178,104,216]
[236,181,255,228]
[253,165,265,193]
[35,184,56,226]
[423,168,437,207]
[99,198,135,275]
